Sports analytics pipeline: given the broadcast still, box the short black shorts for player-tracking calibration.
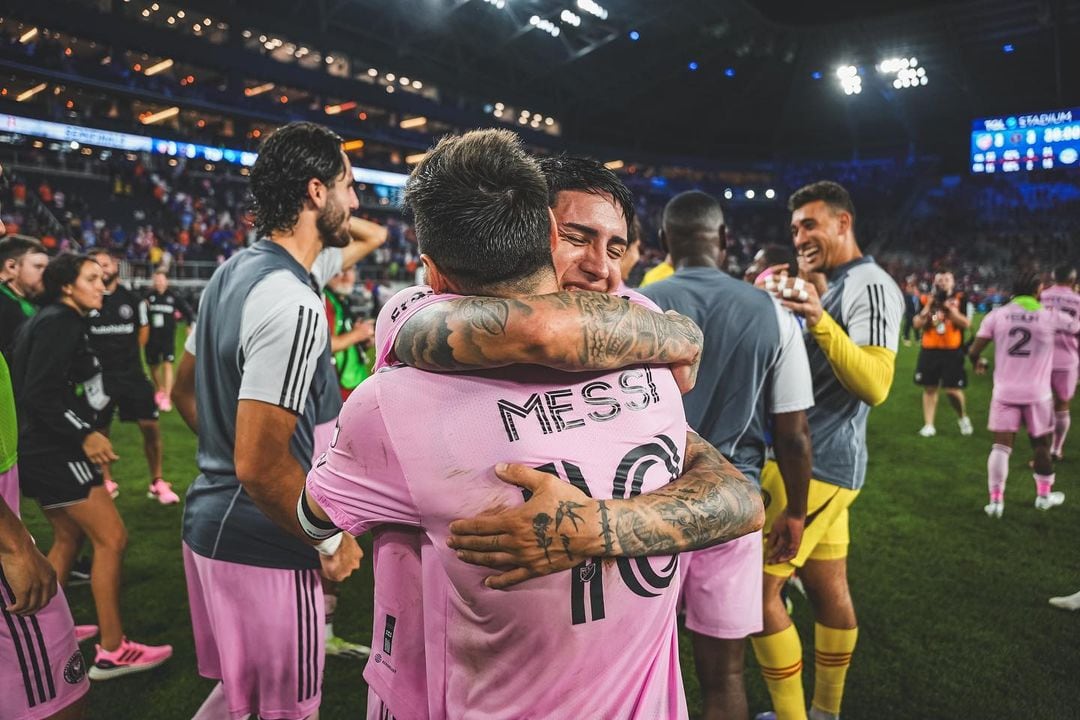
[19,452,103,508]
[914,348,967,389]
[145,337,175,366]
[98,371,159,425]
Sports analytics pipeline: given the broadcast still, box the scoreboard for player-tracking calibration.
[970,107,1080,174]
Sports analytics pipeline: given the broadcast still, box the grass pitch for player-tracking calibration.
[17,329,1079,719]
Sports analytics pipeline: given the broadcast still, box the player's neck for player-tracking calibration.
[58,296,86,316]
[674,256,719,270]
[270,225,322,271]
[830,240,862,269]
[6,280,27,298]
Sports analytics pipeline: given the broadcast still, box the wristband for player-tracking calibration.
[315,532,343,556]
[297,488,341,542]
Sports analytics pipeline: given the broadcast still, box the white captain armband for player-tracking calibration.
[297,487,342,554]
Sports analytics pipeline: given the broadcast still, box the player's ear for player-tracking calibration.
[547,207,558,254]
[421,254,452,294]
[306,177,326,209]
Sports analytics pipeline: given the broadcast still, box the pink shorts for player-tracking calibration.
[988,396,1054,437]
[1052,367,1078,402]
[1,568,88,720]
[183,543,324,720]
[366,687,398,720]
[679,530,763,639]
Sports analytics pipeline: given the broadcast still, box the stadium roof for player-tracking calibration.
[15,0,1080,165]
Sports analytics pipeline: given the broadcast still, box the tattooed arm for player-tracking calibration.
[447,432,764,589]
[393,291,703,388]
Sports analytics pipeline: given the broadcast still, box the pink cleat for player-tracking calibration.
[105,479,120,499]
[75,625,99,642]
[88,637,172,680]
[148,479,180,505]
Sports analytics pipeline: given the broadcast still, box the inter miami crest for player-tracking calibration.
[64,651,86,684]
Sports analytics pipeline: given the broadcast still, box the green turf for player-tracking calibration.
[17,327,1079,718]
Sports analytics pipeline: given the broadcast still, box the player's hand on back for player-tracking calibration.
[664,310,701,394]
[82,431,119,466]
[0,540,58,615]
[447,463,600,590]
[318,532,363,582]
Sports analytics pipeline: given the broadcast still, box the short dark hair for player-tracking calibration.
[85,247,112,260]
[537,155,634,229]
[627,214,642,248]
[788,180,856,221]
[249,121,346,238]
[661,191,724,263]
[404,129,553,293]
[41,253,93,305]
[0,237,46,267]
[1053,265,1076,283]
[760,243,797,275]
[1013,269,1042,298]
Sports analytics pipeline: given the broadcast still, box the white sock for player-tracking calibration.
[1049,590,1080,610]
[192,682,230,720]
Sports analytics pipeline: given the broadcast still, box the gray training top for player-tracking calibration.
[642,267,813,484]
[182,240,333,570]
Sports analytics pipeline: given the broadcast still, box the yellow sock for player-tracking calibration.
[812,623,858,716]
[751,624,807,720]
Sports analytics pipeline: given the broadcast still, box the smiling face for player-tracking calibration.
[790,199,851,274]
[550,190,629,294]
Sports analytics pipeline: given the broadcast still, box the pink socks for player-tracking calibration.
[987,444,1011,503]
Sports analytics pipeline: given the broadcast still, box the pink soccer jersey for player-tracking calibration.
[310,334,689,718]
[977,301,1080,404]
[1039,285,1080,370]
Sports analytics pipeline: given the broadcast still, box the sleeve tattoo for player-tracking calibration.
[393,292,702,372]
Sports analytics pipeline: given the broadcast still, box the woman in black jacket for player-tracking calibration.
[11,254,172,680]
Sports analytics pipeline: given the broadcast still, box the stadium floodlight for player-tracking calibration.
[878,56,928,90]
[576,0,609,20]
[412,80,423,89]
[561,10,582,27]
[724,189,733,199]
[836,65,861,95]
[544,117,554,126]
[367,68,378,77]
[529,16,561,37]
[745,189,756,199]
[482,0,506,8]
[765,188,776,199]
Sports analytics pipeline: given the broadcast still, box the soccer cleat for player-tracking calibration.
[918,424,937,437]
[1034,491,1065,510]
[105,479,120,499]
[68,556,92,586]
[325,635,371,659]
[958,416,974,436]
[147,479,180,505]
[75,625,99,642]
[88,637,172,680]
[984,501,1004,518]
[1049,590,1080,611]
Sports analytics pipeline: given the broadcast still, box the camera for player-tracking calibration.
[933,287,949,304]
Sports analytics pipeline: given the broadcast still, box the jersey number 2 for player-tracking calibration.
[1007,327,1032,357]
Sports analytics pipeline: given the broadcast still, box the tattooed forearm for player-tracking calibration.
[597,500,615,555]
[597,433,764,557]
[393,291,702,373]
[555,500,585,532]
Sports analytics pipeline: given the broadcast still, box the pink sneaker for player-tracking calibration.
[154,390,166,409]
[105,479,120,499]
[147,479,180,505]
[75,624,99,642]
[88,637,172,680]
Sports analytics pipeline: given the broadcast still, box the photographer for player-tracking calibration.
[913,271,973,437]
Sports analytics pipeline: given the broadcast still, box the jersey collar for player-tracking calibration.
[1013,295,1041,311]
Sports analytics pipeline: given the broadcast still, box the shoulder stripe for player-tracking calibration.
[289,308,320,412]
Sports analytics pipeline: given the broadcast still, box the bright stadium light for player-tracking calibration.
[483,0,506,8]
[765,188,776,199]
[560,9,582,27]
[745,189,756,199]
[724,189,733,199]
[576,0,608,20]
[879,56,928,90]
[530,16,561,37]
[836,65,861,94]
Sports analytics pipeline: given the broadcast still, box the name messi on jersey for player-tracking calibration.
[498,367,662,443]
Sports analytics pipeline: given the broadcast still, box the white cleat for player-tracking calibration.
[1049,590,1080,611]
[984,501,1004,518]
[1035,491,1065,510]
[918,424,937,437]
[958,416,974,436]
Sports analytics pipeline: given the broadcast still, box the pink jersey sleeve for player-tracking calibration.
[373,285,461,370]
[305,380,420,535]
[976,308,997,339]
[618,287,664,313]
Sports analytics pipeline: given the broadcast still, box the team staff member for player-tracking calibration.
[0,237,48,358]
[323,267,374,401]
[643,191,814,720]
[913,271,973,437]
[85,249,176,505]
[758,181,903,720]
[172,122,361,720]
[144,271,194,413]
[11,254,172,681]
